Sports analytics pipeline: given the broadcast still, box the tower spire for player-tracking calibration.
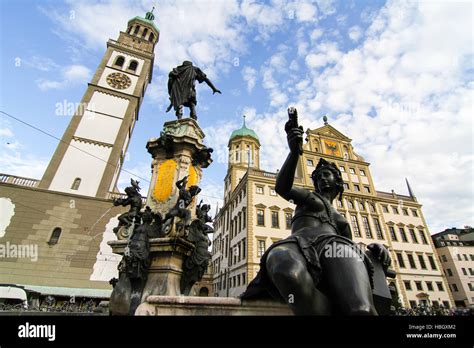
[405,178,416,200]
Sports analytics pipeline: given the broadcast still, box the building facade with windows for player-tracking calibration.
[0,11,160,303]
[211,119,455,309]
[432,227,474,307]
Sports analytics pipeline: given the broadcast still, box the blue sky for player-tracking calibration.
[0,0,473,233]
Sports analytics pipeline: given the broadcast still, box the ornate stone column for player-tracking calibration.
[109,118,213,315]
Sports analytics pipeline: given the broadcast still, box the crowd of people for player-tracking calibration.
[393,304,473,316]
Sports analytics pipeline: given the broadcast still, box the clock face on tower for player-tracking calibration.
[106,72,132,90]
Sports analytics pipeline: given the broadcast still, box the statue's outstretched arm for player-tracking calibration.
[275,108,307,204]
[204,77,221,94]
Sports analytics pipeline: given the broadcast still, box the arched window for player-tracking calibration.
[199,287,209,297]
[71,177,81,190]
[142,28,148,38]
[127,26,132,34]
[48,227,62,246]
[369,203,376,213]
[149,32,155,42]
[114,56,125,68]
[358,201,365,211]
[348,200,354,210]
[133,25,140,35]
[128,60,138,72]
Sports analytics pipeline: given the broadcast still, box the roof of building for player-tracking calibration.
[229,116,259,143]
[128,9,159,33]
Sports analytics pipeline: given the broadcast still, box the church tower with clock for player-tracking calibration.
[38,9,160,198]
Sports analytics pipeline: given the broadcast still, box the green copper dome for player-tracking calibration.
[229,117,259,143]
[128,8,159,32]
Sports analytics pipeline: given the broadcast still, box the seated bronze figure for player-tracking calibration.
[242,107,392,315]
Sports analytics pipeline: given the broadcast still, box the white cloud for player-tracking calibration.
[348,25,362,42]
[36,64,91,91]
[0,152,48,180]
[241,66,257,93]
[23,56,60,71]
[301,0,474,232]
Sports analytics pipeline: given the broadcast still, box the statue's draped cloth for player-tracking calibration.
[167,63,207,110]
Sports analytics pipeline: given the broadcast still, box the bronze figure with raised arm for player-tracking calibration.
[241,107,392,315]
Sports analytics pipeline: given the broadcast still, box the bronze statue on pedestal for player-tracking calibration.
[242,107,393,315]
[166,61,221,120]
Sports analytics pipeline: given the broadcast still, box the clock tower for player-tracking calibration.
[38,9,160,198]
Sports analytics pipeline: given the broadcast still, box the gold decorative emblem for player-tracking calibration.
[324,140,341,156]
[106,72,131,90]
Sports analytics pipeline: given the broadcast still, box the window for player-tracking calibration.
[436,282,444,291]
[464,254,468,261]
[404,280,411,290]
[426,282,433,291]
[402,208,408,216]
[442,301,449,308]
[362,216,373,238]
[415,282,423,291]
[257,240,266,257]
[457,254,462,261]
[133,25,140,34]
[339,166,346,172]
[243,209,246,229]
[382,205,389,213]
[48,227,62,246]
[389,226,397,241]
[469,283,474,291]
[407,254,416,269]
[462,268,467,275]
[368,203,375,213]
[336,199,343,208]
[428,255,437,270]
[271,211,279,228]
[71,177,81,190]
[392,206,399,214]
[349,168,356,174]
[409,301,417,309]
[142,27,148,38]
[149,32,155,42]
[270,188,277,196]
[411,209,418,217]
[418,229,428,244]
[285,213,292,229]
[364,186,370,193]
[343,183,349,190]
[399,227,408,242]
[242,238,246,258]
[409,229,418,243]
[307,159,314,166]
[373,218,384,239]
[114,56,125,67]
[128,60,138,72]
[256,186,264,194]
[354,184,360,192]
[446,268,453,276]
[242,273,246,284]
[418,254,427,269]
[441,255,447,262]
[257,209,265,226]
[470,268,474,275]
[451,284,458,292]
[350,215,361,238]
[360,169,366,176]
[358,201,365,211]
[347,200,354,210]
[397,253,405,268]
